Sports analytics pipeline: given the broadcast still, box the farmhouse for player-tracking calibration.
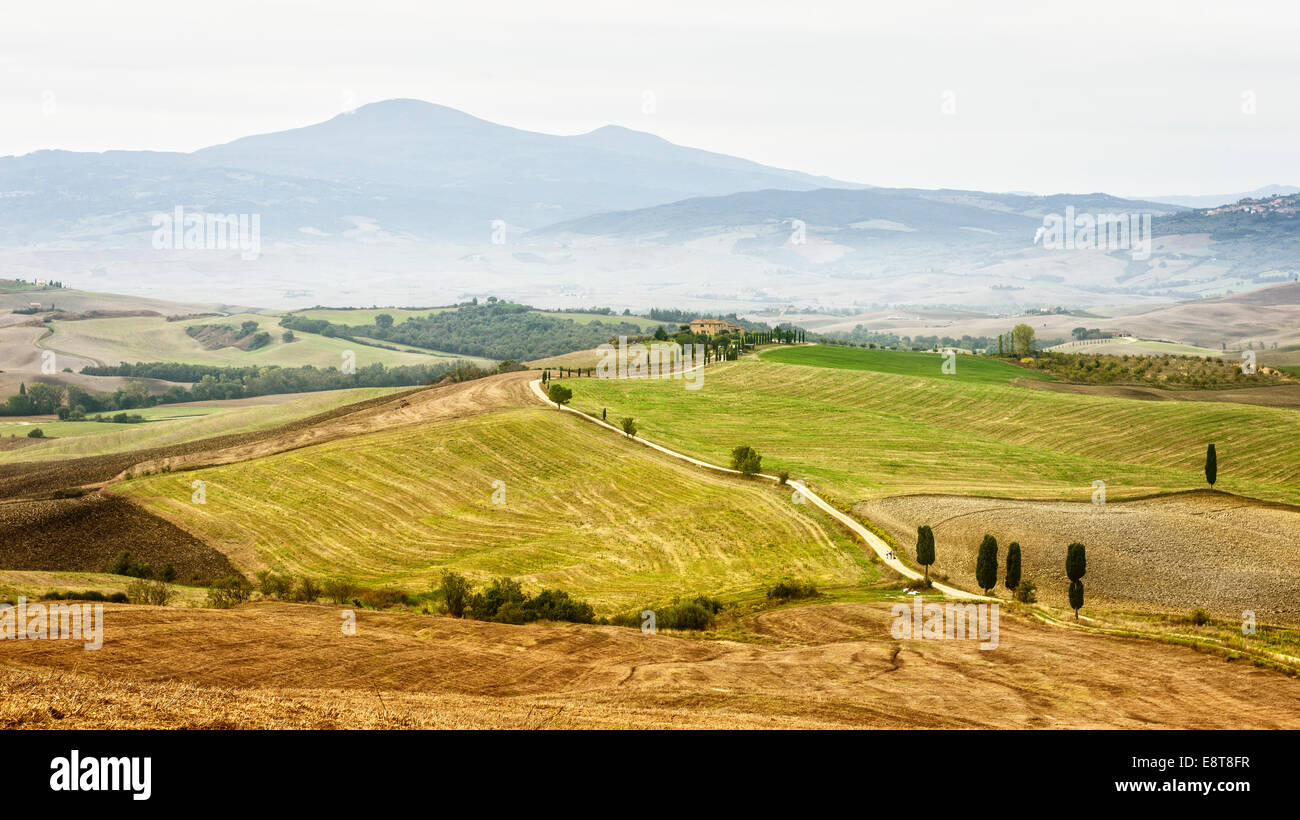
[689,318,743,336]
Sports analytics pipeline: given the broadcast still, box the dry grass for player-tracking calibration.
[3,601,1297,729]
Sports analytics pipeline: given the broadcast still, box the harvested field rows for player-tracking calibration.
[2,601,1297,729]
[564,350,1300,504]
[116,405,875,611]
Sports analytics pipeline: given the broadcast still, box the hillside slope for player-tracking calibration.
[115,400,874,610]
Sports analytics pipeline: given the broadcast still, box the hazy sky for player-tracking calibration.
[2,0,1296,197]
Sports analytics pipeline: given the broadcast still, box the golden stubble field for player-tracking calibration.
[2,602,1298,729]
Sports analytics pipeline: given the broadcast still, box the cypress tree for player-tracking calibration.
[1066,542,1086,620]
[1205,443,1217,487]
[1066,542,1086,582]
[975,534,998,595]
[915,525,935,581]
[1005,542,1022,593]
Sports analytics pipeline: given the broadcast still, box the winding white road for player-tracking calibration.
[529,376,983,601]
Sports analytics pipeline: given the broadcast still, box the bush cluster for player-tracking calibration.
[438,572,595,625]
[767,579,819,600]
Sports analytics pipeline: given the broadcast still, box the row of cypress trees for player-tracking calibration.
[916,526,1088,619]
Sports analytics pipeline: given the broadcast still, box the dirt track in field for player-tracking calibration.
[0,494,237,582]
[860,491,1300,622]
[2,601,1297,729]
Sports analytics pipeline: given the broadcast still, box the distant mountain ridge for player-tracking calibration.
[0,99,862,244]
[532,186,1186,244]
[1146,185,1300,210]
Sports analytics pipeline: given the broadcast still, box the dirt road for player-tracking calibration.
[527,377,981,600]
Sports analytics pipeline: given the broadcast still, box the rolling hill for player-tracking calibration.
[115,401,875,611]
[563,346,1300,505]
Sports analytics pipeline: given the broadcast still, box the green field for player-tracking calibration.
[0,570,208,606]
[1048,339,1225,357]
[0,405,213,441]
[0,387,403,462]
[561,345,1300,505]
[40,313,452,369]
[531,311,667,332]
[290,308,451,326]
[760,345,1057,383]
[116,407,877,611]
[296,307,667,334]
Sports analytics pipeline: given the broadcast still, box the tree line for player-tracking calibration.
[915,525,1087,619]
[3,360,469,416]
[279,301,651,361]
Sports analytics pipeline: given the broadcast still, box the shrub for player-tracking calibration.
[494,601,529,624]
[767,579,818,600]
[107,592,129,604]
[294,576,322,602]
[467,577,526,620]
[1187,608,1212,626]
[52,487,87,499]
[438,571,472,617]
[1013,580,1037,603]
[256,570,292,599]
[357,587,409,609]
[41,589,110,602]
[27,428,44,438]
[159,563,177,583]
[206,576,252,608]
[777,470,789,485]
[323,578,358,605]
[524,588,596,624]
[656,599,718,631]
[127,578,174,606]
[106,550,154,579]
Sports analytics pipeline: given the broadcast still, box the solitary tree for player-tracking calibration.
[375,313,394,329]
[915,525,935,581]
[730,445,762,476]
[975,534,998,595]
[1205,443,1217,487]
[1005,541,1022,593]
[1066,542,1086,620]
[546,383,572,409]
[1011,324,1036,356]
[620,417,637,438]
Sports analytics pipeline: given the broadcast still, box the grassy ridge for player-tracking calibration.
[563,347,1300,504]
[760,345,1057,383]
[116,407,876,610]
[0,388,403,462]
[42,313,454,369]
